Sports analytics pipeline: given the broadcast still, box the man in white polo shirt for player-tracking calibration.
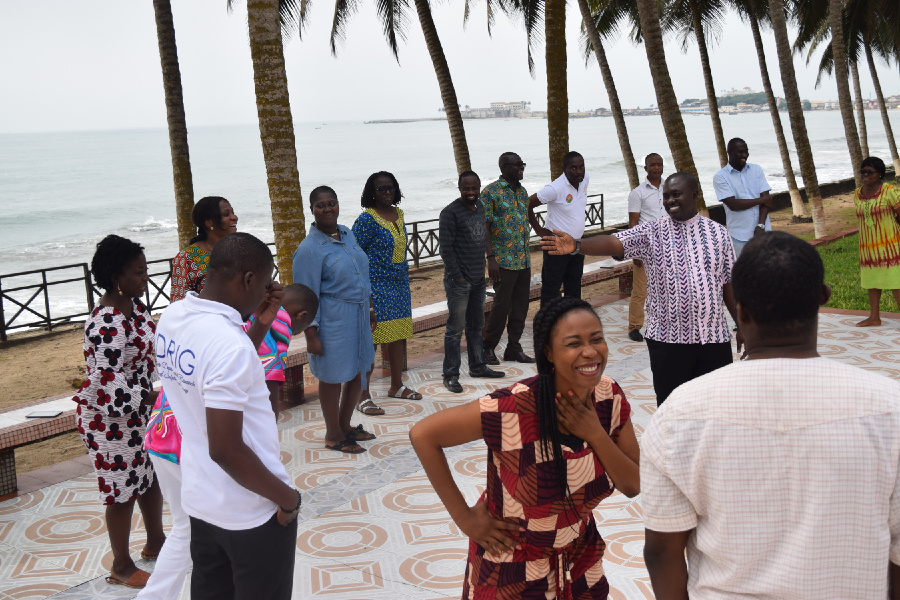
[528,151,589,309]
[713,137,773,257]
[155,232,301,600]
[625,152,665,342]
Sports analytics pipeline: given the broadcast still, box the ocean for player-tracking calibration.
[1,110,898,321]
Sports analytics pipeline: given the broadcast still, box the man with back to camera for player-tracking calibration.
[625,153,666,342]
[527,151,589,309]
[439,170,505,393]
[541,172,738,406]
[155,232,300,600]
[481,151,535,365]
[713,137,773,257]
[641,231,900,600]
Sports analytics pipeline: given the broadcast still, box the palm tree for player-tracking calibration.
[766,0,827,236]
[545,0,569,179]
[662,0,729,166]
[828,0,864,184]
[732,0,811,221]
[152,0,194,249]
[330,0,472,173]
[578,0,640,190]
[849,61,869,156]
[865,32,900,176]
[634,0,707,209]
[245,0,306,284]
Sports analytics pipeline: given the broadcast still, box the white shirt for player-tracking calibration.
[641,357,900,599]
[712,162,772,241]
[627,178,665,225]
[536,173,589,239]
[155,292,290,531]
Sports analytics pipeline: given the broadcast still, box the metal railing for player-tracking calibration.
[1,196,602,339]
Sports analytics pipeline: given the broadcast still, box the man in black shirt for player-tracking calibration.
[439,171,505,393]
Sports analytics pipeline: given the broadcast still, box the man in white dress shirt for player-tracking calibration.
[713,138,773,257]
[641,231,900,600]
[528,151,589,309]
[625,153,665,342]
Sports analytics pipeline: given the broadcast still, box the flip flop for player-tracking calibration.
[347,424,376,441]
[356,397,385,416]
[388,385,422,401]
[324,438,366,454]
[106,569,151,589]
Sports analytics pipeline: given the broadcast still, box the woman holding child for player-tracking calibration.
[410,297,640,599]
[293,186,379,454]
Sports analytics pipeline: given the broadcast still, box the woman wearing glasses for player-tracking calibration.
[853,156,900,327]
[352,171,420,415]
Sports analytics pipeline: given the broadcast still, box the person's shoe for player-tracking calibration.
[503,349,535,363]
[484,348,500,365]
[628,329,644,342]
[470,367,505,378]
[443,377,464,393]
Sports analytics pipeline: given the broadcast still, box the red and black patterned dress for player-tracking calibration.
[73,299,157,505]
[465,375,631,600]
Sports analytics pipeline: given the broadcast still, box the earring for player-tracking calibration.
[116,283,123,296]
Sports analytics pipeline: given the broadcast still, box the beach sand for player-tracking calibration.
[0,192,859,474]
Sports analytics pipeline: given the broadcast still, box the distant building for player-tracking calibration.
[720,86,755,97]
[810,100,826,110]
[462,101,532,119]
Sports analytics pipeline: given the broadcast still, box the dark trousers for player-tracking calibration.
[540,251,585,308]
[443,276,487,379]
[190,513,298,600]
[645,338,733,406]
[484,267,531,354]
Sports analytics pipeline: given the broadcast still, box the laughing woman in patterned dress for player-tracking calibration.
[170,196,239,301]
[853,156,900,327]
[410,297,640,599]
[352,171,420,415]
[73,235,165,590]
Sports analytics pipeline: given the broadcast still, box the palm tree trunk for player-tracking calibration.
[153,0,194,250]
[865,41,900,177]
[412,0,471,174]
[747,0,810,221]
[850,61,869,157]
[576,0,639,190]
[689,0,727,167]
[247,0,306,284]
[828,0,863,185]
[634,0,706,210]
[545,0,569,180]
[767,0,826,237]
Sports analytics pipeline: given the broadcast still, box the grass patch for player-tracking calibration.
[816,233,900,312]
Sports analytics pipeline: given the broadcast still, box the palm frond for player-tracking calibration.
[374,0,411,61]
[330,0,360,55]
[279,0,312,39]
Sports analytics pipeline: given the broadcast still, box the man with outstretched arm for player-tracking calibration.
[527,151,589,309]
[155,232,300,600]
[541,172,738,406]
[713,137,773,257]
[641,232,900,600]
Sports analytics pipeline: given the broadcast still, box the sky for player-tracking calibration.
[0,0,898,134]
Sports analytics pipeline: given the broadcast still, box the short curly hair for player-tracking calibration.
[861,156,886,179]
[361,172,403,208]
[90,235,145,292]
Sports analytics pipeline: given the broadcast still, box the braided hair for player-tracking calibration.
[532,296,602,503]
[90,234,145,292]
[189,196,228,244]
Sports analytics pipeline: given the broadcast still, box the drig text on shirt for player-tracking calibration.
[156,332,197,393]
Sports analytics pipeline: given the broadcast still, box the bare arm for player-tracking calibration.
[891,562,900,600]
[644,528,691,600]
[628,212,640,228]
[485,220,500,282]
[409,401,522,556]
[206,407,299,519]
[246,282,285,348]
[723,282,743,354]
[540,230,625,257]
[721,193,771,212]
[527,195,552,238]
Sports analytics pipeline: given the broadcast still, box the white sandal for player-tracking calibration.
[387,385,423,400]
[356,397,385,415]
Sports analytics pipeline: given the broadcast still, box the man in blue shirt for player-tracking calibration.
[713,138,773,257]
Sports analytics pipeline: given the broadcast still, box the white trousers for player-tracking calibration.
[136,458,191,600]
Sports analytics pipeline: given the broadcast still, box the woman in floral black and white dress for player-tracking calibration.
[73,234,165,590]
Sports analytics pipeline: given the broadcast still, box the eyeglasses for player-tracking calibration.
[505,162,526,168]
[375,186,396,194]
[860,169,878,176]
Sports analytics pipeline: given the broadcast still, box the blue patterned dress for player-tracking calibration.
[352,208,413,344]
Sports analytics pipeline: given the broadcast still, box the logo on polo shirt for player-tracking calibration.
[566,194,573,203]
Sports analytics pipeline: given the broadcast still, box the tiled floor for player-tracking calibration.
[1,299,898,599]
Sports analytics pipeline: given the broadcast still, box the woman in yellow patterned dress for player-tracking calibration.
[352,172,420,414]
[853,157,900,327]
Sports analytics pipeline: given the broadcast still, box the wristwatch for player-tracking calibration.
[569,239,582,255]
[755,223,765,230]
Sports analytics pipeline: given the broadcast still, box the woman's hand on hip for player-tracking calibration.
[457,502,522,558]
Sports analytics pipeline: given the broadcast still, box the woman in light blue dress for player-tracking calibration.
[292,186,377,454]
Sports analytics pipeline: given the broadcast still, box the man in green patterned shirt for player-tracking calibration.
[480,152,535,364]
